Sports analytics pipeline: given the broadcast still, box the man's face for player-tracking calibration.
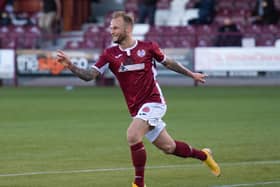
[110,17,128,44]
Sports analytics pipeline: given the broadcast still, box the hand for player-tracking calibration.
[192,72,207,83]
[56,50,71,68]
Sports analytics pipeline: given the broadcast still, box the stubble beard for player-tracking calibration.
[113,33,127,45]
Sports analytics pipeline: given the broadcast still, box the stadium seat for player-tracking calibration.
[231,10,249,25]
[241,25,263,41]
[261,24,280,34]
[176,35,196,48]
[64,40,84,49]
[195,25,217,47]
[214,9,232,25]
[24,25,42,49]
[255,34,276,46]
[0,36,16,49]
[145,34,162,45]
[157,0,172,9]
[124,0,138,12]
[216,0,234,11]
[196,34,215,47]
[160,38,176,48]
[179,25,196,35]
[195,25,218,35]
[234,1,252,11]
[84,26,108,49]
[185,0,196,9]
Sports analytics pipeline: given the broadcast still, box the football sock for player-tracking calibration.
[173,140,207,161]
[130,142,146,187]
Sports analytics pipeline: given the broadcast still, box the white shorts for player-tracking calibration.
[134,102,167,142]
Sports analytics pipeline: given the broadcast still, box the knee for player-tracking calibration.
[127,128,142,145]
[161,141,176,154]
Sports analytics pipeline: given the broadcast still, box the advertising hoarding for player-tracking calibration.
[0,50,15,79]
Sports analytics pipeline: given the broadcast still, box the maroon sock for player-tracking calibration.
[130,142,146,187]
[172,140,207,161]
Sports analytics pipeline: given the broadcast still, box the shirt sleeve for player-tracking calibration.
[151,41,166,63]
[91,50,109,74]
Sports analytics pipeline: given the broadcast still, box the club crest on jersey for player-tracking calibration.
[137,49,146,57]
[142,107,150,113]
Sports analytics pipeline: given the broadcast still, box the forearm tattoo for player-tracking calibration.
[68,64,95,81]
[164,59,193,77]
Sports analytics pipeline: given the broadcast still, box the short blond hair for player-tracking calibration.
[112,11,134,27]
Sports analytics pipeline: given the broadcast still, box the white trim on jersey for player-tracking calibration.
[155,81,166,104]
[152,66,166,104]
[118,40,138,56]
[158,54,167,64]
[91,64,109,74]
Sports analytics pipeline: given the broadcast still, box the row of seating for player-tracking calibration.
[64,24,280,49]
[186,0,280,11]
[1,23,280,49]
[124,0,280,26]
[0,25,41,49]
[152,23,280,46]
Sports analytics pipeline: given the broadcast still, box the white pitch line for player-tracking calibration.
[0,160,279,177]
[213,181,280,187]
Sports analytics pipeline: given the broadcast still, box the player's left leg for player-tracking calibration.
[152,129,221,177]
[152,128,206,159]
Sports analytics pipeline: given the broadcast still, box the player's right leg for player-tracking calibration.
[129,102,167,187]
[132,183,147,187]
[127,118,150,187]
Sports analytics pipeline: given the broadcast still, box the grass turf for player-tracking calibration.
[0,86,279,187]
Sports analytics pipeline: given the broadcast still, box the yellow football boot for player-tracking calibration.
[202,148,221,177]
[132,183,146,187]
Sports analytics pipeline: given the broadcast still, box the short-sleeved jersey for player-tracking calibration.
[92,40,166,116]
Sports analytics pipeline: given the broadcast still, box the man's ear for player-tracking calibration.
[126,24,133,34]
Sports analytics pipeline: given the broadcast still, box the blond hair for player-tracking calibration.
[112,11,134,27]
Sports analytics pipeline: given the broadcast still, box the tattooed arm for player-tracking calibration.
[56,50,100,81]
[162,57,207,83]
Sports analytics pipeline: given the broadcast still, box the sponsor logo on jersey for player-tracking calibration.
[119,63,128,72]
[118,63,145,72]
[137,49,146,57]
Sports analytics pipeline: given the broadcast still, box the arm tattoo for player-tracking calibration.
[163,59,193,78]
[68,64,95,81]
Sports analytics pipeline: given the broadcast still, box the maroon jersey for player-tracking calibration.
[92,40,166,116]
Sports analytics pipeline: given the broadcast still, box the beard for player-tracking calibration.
[113,32,127,44]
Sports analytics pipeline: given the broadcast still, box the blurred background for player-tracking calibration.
[1,0,280,87]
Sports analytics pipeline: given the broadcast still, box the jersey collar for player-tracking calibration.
[118,40,138,56]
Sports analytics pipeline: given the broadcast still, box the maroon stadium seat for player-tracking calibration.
[64,40,85,49]
[84,26,108,49]
[196,34,215,47]
[255,34,276,46]
[179,25,196,35]
[216,0,234,11]
[234,1,252,11]
[195,24,218,35]
[157,0,172,9]
[24,25,42,49]
[176,36,196,48]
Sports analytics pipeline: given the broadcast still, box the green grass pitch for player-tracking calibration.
[0,86,280,187]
